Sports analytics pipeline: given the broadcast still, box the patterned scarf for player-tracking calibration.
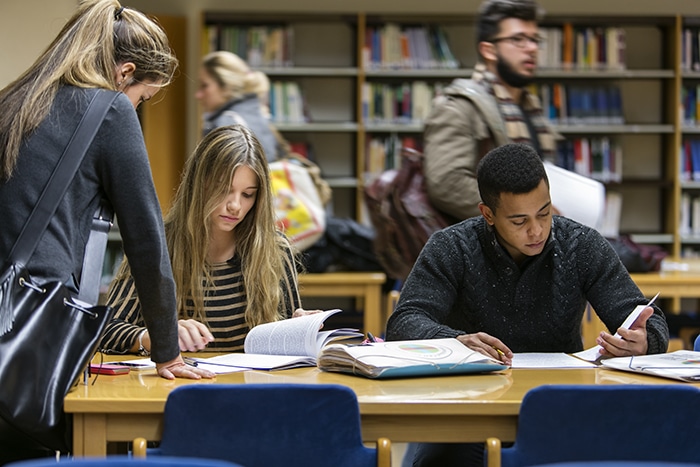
[472,63,557,161]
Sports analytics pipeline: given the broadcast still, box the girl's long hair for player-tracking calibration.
[114,125,291,328]
[0,0,177,180]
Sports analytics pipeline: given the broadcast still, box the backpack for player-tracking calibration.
[363,79,507,280]
[363,147,449,280]
[301,216,383,273]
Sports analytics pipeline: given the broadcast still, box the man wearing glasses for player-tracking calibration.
[424,0,559,224]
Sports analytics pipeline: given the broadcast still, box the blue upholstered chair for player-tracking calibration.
[7,455,243,467]
[133,383,391,467]
[485,384,700,467]
[694,333,700,351]
[528,462,700,467]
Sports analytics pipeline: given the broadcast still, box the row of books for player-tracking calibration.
[681,138,700,181]
[362,24,459,70]
[537,24,626,70]
[361,81,445,124]
[556,137,623,183]
[533,83,624,125]
[681,27,700,71]
[681,84,700,126]
[680,192,700,237]
[269,81,306,123]
[365,135,420,176]
[206,24,294,68]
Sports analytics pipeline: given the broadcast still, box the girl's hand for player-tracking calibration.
[292,308,323,318]
[177,319,215,352]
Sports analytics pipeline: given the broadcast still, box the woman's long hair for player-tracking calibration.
[114,125,291,328]
[0,0,177,180]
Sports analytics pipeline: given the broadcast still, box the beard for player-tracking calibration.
[496,56,534,88]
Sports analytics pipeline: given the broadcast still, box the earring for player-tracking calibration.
[117,81,122,87]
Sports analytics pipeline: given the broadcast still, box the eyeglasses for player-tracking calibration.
[490,34,544,49]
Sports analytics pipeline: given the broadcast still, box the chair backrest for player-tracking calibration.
[694,334,700,351]
[500,384,700,467]
[152,383,377,467]
[7,455,243,467]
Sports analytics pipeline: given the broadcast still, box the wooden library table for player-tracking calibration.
[65,355,695,457]
[630,271,700,314]
[298,272,386,336]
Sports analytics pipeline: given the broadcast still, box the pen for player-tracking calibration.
[367,332,377,343]
[183,357,198,367]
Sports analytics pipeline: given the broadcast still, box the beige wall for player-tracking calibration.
[0,0,76,89]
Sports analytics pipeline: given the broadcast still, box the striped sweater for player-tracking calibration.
[99,253,301,354]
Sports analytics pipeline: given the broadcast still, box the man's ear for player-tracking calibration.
[478,41,497,63]
[479,202,495,225]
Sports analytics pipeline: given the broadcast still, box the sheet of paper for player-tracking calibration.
[193,352,315,371]
[511,353,597,369]
[573,292,660,362]
[601,350,700,382]
[544,161,606,230]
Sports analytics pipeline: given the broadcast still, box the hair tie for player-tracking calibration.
[114,6,125,20]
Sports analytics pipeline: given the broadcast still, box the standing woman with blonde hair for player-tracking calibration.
[0,0,212,461]
[196,51,281,161]
[100,125,316,354]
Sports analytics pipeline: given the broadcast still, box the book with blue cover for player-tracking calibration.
[317,338,507,379]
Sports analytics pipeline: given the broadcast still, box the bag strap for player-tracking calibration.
[443,78,509,146]
[8,90,118,302]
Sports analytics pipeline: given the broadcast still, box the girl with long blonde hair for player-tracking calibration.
[100,125,312,354]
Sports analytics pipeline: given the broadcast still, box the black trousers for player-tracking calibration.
[0,418,56,466]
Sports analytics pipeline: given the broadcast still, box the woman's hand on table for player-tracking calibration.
[156,355,215,380]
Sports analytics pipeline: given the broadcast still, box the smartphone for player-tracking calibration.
[89,363,131,375]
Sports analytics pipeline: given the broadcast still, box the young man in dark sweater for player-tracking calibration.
[386,143,668,467]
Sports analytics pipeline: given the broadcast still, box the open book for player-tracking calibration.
[600,350,700,382]
[190,309,362,372]
[317,338,508,379]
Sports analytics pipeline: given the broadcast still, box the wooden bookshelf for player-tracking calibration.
[192,12,696,258]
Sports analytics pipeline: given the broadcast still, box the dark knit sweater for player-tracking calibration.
[386,216,668,354]
[0,86,179,363]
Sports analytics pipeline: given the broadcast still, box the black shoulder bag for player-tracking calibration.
[0,90,119,451]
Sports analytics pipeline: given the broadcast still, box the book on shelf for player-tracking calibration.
[206,24,294,67]
[318,337,507,379]
[556,137,622,183]
[270,81,306,123]
[363,24,458,70]
[557,23,626,70]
